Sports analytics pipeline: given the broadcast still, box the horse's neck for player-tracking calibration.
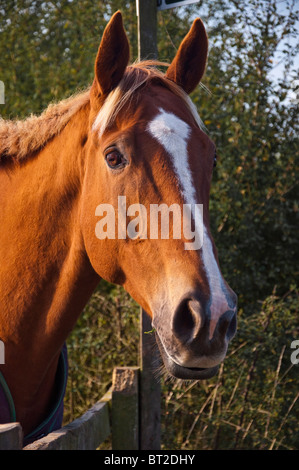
[0,107,99,433]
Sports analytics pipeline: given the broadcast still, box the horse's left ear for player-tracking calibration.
[92,11,130,98]
[166,18,208,94]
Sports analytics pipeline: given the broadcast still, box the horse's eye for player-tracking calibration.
[105,150,126,169]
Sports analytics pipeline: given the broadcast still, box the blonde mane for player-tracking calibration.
[92,61,205,137]
[0,61,204,164]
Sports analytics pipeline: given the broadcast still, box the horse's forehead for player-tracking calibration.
[140,93,214,156]
[138,86,193,124]
[146,106,213,201]
[147,108,191,144]
[147,108,192,186]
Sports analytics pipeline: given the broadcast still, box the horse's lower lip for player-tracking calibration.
[155,334,219,380]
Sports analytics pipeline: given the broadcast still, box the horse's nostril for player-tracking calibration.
[217,310,237,340]
[173,298,203,343]
[226,312,237,340]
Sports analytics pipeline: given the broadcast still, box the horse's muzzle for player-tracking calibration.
[153,292,237,380]
[155,333,219,380]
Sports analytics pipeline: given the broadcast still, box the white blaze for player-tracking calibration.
[147,108,231,339]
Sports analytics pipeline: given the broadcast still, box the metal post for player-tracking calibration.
[136,0,158,60]
[136,0,160,450]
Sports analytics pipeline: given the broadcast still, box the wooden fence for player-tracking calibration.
[0,309,161,450]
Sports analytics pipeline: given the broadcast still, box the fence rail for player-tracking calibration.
[24,389,111,450]
[0,366,160,450]
[0,367,141,450]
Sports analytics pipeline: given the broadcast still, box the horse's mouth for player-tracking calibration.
[155,334,219,380]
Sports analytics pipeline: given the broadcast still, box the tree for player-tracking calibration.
[189,0,299,304]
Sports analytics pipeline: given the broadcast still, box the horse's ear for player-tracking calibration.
[166,18,208,94]
[92,11,130,98]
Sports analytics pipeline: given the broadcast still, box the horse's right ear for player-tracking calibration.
[91,11,129,100]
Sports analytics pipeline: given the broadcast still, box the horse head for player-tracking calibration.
[81,12,237,380]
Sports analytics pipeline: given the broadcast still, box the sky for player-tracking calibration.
[176,0,299,104]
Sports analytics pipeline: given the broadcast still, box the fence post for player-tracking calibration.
[136,1,161,450]
[136,0,158,60]
[139,308,161,450]
[111,367,139,450]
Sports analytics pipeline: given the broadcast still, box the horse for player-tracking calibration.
[0,11,237,444]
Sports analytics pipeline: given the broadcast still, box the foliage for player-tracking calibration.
[162,286,299,450]
[197,0,299,304]
[0,0,137,117]
[1,0,298,450]
[64,281,140,424]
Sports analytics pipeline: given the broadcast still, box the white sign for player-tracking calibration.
[157,0,199,10]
